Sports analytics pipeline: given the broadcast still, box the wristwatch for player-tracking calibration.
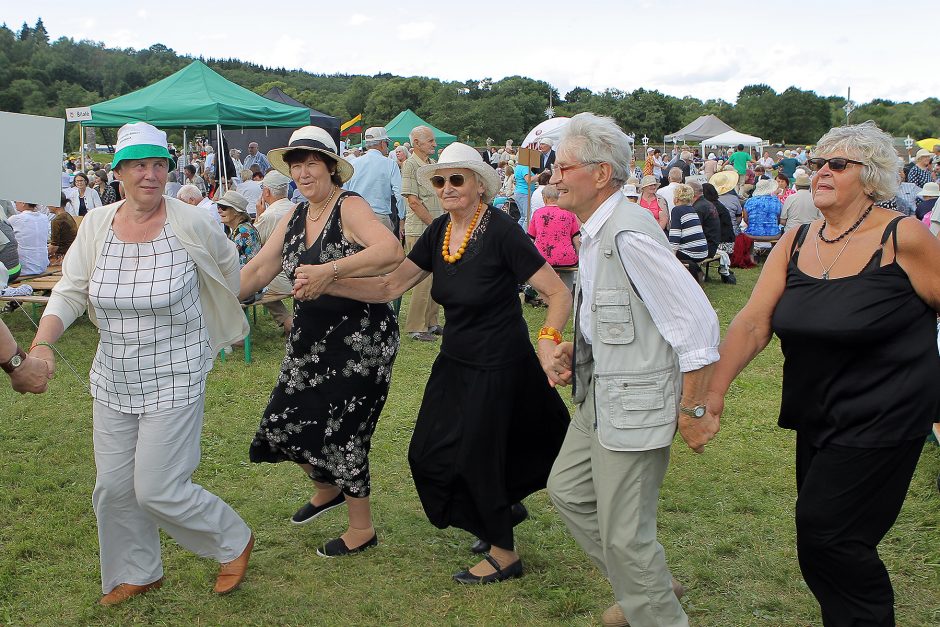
[679,404,706,419]
[0,346,26,374]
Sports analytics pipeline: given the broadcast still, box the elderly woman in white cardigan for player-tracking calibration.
[28,123,254,606]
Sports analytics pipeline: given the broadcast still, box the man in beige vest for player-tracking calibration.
[252,170,295,332]
[401,125,443,341]
[545,113,721,627]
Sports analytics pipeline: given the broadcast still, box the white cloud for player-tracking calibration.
[348,13,371,26]
[397,21,435,41]
[136,9,149,19]
[252,34,309,71]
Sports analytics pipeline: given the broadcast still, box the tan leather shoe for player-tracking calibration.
[99,577,164,606]
[214,534,254,595]
[601,577,686,626]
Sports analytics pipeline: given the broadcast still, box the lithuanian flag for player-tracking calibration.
[341,114,362,136]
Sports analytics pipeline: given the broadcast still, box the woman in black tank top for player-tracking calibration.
[704,122,940,626]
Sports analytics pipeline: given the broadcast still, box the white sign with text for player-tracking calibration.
[65,107,93,123]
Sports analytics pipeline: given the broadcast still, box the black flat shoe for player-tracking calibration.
[316,534,378,558]
[290,492,346,525]
[470,503,530,554]
[453,554,523,584]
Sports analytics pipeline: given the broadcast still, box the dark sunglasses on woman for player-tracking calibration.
[430,174,466,189]
[807,157,865,172]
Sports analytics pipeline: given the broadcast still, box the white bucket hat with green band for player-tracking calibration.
[111,122,172,168]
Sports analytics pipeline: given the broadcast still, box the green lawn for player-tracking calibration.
[1,268,938,626]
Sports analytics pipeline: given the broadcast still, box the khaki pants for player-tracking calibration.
[264,298,293,331]
[547,374,688,627]
[403,235,439,333]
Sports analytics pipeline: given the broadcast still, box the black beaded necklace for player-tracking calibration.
[817,204,874,244]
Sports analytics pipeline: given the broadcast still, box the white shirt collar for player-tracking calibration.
[580,190,623,240]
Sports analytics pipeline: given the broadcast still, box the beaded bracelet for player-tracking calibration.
[332,261,339,282]
[537,326,562,344]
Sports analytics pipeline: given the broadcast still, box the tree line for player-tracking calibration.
[2,19,938,152]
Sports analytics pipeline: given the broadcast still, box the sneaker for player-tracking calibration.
[720,272,737,285]
[408,331,437,342]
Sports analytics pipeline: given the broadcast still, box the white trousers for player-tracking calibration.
[92,398,251,594]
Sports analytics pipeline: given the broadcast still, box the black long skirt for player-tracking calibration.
[408,350,570,550]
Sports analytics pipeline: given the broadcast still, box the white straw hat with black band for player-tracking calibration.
[416,142,500,202]
[268,126,355,183]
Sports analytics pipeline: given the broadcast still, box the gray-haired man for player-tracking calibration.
[545,113,720,627]
[252,170,296,332]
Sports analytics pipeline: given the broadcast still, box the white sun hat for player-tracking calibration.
[268,126,355,183]
[417,143,500,202]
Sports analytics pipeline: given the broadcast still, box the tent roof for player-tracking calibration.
[664,115,734,142]
[702,130,764,147]
[384,109,457,147]
[261,87,338,126]
[83,61,310,129]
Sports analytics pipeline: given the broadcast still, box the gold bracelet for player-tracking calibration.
[331,261,339,282]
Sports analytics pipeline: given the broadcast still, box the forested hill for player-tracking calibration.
[2,19,938,151]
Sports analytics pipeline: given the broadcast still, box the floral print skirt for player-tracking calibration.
[249,296,399,497]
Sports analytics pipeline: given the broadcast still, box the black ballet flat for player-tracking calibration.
[290,492,346,525]
[453,553,523,584]
[470,503,529,554]
[316,534,378,558]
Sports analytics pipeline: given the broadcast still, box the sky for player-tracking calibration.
[4,1,934,105]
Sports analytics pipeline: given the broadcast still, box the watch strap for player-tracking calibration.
[679,403,706,418]
[0,346,26,374]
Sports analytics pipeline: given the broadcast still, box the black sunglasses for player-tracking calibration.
[807,157,865,172]
[430,174,466,189]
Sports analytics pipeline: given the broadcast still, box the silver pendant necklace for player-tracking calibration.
[814,223,859,280]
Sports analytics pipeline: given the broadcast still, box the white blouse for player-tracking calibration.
[7,210,50,275]
[88,223,211,413]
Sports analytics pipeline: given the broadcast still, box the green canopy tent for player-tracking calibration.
[383,109,457,149]
[79,60,309,184]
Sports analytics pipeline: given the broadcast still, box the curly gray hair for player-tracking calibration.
[813,121,898,203]
[557,113,634,187]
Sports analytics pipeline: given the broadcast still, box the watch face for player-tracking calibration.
[694,406,706,418]
[10,355,23,368]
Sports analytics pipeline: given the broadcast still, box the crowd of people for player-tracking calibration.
[1,112,938,627]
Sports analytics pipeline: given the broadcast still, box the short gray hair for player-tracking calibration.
[557,113,634,187]
[541,184,560,201]
[814,121,898,203]
[409,125,433,144]
[668,167,683,183]
[176,184,202,203]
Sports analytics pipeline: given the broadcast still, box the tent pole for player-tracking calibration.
[217,123,228,194]
[80,125,86,172]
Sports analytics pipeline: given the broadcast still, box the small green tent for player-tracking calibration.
[383,109,457,149]
[82,60,309,129]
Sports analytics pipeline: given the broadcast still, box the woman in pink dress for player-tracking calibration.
[638,175,669,230]
[527,185,580,294]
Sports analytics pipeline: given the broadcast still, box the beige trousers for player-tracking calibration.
[403,235,440,334]
[547,375,688,627]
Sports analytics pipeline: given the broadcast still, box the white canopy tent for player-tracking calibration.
[701,130,768,158]
[702,130,764,147]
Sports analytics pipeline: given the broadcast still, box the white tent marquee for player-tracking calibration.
[702,130,764,147]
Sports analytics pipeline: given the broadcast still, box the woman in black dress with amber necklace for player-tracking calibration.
[318,142,572,584]
[239,126,404,557]
[706,122,940,626]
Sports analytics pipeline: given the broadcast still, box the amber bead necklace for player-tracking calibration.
[442,201,484,263]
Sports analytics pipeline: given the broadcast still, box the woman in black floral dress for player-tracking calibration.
[239,127,403,557]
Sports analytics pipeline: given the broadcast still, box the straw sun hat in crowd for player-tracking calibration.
[709,170,739,195]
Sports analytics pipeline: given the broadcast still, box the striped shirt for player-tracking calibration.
[668,205,709,260]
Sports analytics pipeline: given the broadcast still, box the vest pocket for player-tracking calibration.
[601,374,673,429]
[594,289,634,344]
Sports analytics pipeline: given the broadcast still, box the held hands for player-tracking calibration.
[292,264,332,301]
[539,341,573,388]
[10,350,55,394]
[677,392,723,454]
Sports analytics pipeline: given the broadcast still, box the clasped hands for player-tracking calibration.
[292,263,332,301]
[10,350,55,394]
[542,342,722,454]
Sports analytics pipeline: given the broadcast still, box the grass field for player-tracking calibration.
[1,267,938,626]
